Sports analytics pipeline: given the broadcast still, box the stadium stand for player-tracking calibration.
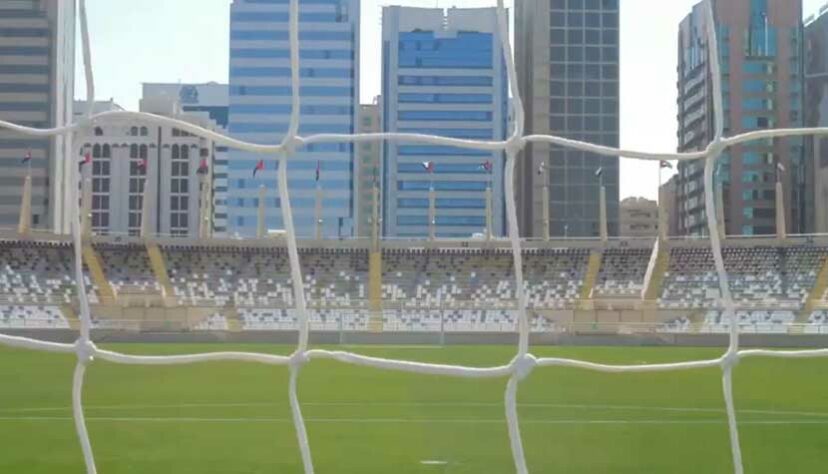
[0,241,95,304]
[96,244,161,295]
[659,246,823,310]
[594,248,651,297]
[3,237,828,334]
[0,305,68,329]
[701,309,795,334]
[806,311,828,334]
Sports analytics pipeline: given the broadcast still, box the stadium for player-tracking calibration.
[2,0,828,473]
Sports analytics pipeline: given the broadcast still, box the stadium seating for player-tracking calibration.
[163,247,367,307]
[806,311,828,335]
[660,246,821,310]
[594,248,651,297]
[382,308,552,333]
[659,316,691,333]
[0,305,68,329]
[0,241,93,304]
[240,308,368,331]
[97,244,161,295]
[700,309,795,334]
[194,313,229,331]
[382,249,588,309]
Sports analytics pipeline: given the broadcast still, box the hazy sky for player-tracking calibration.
[75,0,826,201]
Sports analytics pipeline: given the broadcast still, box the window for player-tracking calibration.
[140,126,148,136]
[130,126,138,136]
[94,127,103,136]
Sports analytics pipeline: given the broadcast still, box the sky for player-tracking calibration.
[75,0,827,201]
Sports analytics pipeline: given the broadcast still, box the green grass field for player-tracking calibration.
[1,343,827,473]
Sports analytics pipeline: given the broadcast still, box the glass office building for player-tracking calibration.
[516,0,620,238]
[228,0,359,237]
[381,6,508,238]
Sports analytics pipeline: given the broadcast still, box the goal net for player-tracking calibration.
[1,1,827,473]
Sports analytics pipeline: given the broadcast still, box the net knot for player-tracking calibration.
[721,350,741,370]
[505,136,525,156]
[281,136,302,156]
[74,339,97,365]
[289,350,309,369]
[511,353,537,381]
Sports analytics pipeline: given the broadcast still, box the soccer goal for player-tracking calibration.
[1,1,828,473]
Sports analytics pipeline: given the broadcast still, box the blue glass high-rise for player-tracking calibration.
[381,7,508,238]
[228,0,359,238]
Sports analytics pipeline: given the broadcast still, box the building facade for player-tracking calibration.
[78,98,218,238]
[143,82,230,236]
[0,0,75,233]
[676,0,805,237]
[805,9,828,233]
[355,101,380,238]
[516,0,620,238]
[619,197,658,238]
[228,0,359,238]
[381,6,508,238]
[660,175,681,238]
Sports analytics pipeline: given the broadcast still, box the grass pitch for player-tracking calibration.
[1,343,826,473]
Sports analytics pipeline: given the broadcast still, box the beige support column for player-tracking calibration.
[428,188,436,241]
[599,185,608,242]
[257,185,266,239]
[18,175,32,235]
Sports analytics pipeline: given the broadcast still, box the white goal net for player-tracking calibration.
[1,1,828,473]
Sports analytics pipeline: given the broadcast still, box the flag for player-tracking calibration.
[21,150,31,164]
[197,159,209,175]
[79,152,91,167]
[315,160,321,182]
[422,161,434,173]
[537,163,545,176]
[137,158,148,170]
[595,167,603,178]
[253,159,265,177]
[660,160,673,169]
[480,160,493,173]
[777,162,785,173]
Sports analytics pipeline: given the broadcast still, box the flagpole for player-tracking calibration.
[315,161,323,240]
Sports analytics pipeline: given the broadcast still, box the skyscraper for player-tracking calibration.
[516,0,620,238]
[381,6,508,238]
[805,8,828,233]
[676,0,805,236]
[0,0,75,233]
[228,0,359,238]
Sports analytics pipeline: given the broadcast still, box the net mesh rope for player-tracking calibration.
[0,1,827,473]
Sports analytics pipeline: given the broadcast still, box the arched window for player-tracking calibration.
[130,126,138,136]
[92,144,102,158]
[171,145,180,159]
[181,145,189,159]
[102,144,111,158]
[139,145,148,159]
[140,126,148,137]
[94,127,103,136]
[130,144,138,159]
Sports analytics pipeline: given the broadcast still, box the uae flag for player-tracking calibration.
[21,150,32,164]
[197,159,209,175]
[421,161,435,173]
[79,152,91,167]
[253,159,265,177]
